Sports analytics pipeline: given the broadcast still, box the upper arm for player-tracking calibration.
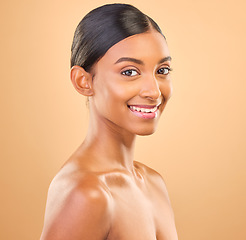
[40,176,112,240]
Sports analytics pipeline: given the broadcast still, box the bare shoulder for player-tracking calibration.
[134,161,171,203]
[40,165,112,240]
[134,160,165,183]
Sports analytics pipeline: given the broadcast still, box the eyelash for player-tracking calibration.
[121,67,173,77]
[157,67,173,75]
[121,69,139,77]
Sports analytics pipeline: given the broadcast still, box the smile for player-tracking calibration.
[127,104,160,119]
[129,105,157,113]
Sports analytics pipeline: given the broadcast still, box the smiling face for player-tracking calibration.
[89,30,172,136]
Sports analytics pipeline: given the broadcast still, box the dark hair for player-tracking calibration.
[71,3,165,72]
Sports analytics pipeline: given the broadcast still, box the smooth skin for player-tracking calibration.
[40,30,178,240]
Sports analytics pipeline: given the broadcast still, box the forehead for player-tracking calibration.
[98,30,170,64]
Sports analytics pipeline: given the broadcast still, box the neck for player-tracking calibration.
[81,109,136,172]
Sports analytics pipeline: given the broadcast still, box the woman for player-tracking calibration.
[41,3,178,240]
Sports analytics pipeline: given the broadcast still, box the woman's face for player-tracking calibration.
[90,30,172,136]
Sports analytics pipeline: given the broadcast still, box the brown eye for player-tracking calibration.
[121,69,138,77]
[157,67,172,75]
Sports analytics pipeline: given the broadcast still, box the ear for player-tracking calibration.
[70,66,94,96]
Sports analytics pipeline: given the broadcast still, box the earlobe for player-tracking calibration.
[70,66,94,96]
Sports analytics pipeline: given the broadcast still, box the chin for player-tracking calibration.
[134,126,158,136]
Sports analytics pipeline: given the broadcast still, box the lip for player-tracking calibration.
[127,102,161,109]
[127,103,161,119]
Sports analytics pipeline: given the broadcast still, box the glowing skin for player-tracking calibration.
[90,30,173,136]
[40,31,178,240]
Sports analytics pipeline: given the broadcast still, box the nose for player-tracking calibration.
[139,74,161,100]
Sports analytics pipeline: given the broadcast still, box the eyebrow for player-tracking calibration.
[115,57,144,65]
[114,56,172,65]
[158,56,172,64]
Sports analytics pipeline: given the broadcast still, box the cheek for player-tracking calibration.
[92,76,133,115]
[160,81,173,101]
[96,78,136,104]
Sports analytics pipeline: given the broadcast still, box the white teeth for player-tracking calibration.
[129,106,157,113]
[151,107,157,112]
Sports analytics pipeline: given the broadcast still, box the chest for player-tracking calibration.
[106,182,178,240]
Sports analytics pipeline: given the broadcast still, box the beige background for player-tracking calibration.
[1,0,245,239]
